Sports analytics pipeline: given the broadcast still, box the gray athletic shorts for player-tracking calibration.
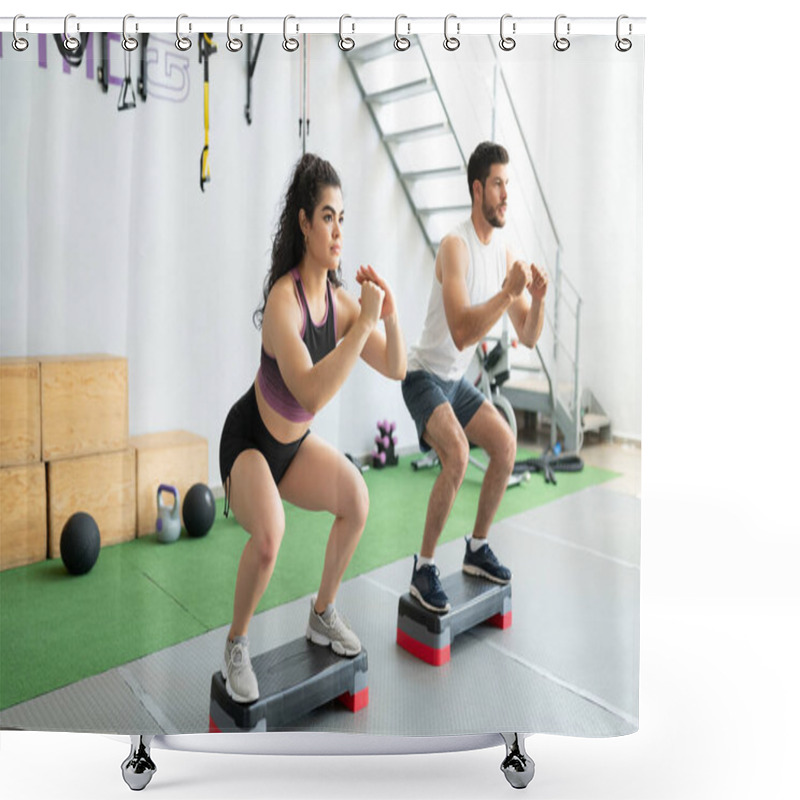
[401,369,485,452]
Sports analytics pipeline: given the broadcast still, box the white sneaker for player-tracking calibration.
[222,637,259,703]
[305,597,362,657]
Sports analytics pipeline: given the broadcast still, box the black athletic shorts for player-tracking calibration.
[401,369,485,452]
[219,384,310,515]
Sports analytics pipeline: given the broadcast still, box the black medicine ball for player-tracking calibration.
[183,483,215,538]
[60,511,101,575]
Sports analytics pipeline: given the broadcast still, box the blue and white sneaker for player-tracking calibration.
[462,537,512,584]
[409,555,451,613]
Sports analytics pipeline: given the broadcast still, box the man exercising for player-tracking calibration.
[401,141,548,613]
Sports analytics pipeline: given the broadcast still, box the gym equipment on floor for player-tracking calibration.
[182,483,215,538]
[371,420,398,468]
[155,484,181,543]
[208,637,368,732]
[345,452,369,473]
[60,511,101,575]
[397,572,512,666]
[513,448,584,485]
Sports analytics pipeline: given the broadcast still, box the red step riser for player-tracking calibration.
[337,687,369,712]
[396,627,450,666]
[486,610,512,629]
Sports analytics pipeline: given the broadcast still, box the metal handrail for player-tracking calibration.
[557,265,581,297]
[482,38,585,448]
[489,46,562,252]
[417,40,469,171]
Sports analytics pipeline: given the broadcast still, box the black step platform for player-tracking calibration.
[209,637,369,732]
[397,571,512,666]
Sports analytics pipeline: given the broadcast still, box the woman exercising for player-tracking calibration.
[219,154,406,703]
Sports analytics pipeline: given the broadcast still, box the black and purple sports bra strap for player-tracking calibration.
[290,268,312,320]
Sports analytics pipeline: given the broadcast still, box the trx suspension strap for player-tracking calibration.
[118,48,136,111]
[137,33,150,102]
[97,32,110,92]
[198,33,217,192]
[245,33,264,125]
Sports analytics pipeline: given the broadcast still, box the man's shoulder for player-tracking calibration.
[438,229,470,260]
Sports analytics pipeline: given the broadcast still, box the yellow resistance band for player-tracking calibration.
[200,33,214,190]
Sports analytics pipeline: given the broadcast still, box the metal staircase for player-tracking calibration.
[344,35,469,255]
[343,35,610,452]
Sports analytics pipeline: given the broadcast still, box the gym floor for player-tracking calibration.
[0,425,640,738]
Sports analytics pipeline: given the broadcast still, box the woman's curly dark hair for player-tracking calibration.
[254,153,343,328]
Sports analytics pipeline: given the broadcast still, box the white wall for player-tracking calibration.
[501,36,644,439]
[1,31,641,489]
[0,33,431,485]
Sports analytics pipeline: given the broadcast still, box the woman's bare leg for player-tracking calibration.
[278,434,369,612]
[226,449,285,638]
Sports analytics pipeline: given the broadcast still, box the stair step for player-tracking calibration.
[365,78,434,105]
[384,121,451,144]
[582,413,611,433]
[346,35,408,63]
[417,204,472,215]
[401,165,465,181]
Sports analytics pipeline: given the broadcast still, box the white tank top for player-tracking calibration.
[408,218,507,381]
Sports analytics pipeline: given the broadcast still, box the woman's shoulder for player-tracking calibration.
[264,272,303,323]
[267,271,299,302]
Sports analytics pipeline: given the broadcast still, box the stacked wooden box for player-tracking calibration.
[0,358,47,570]
[1,355,136,570]
[1,354,208,571]
[40,355,135,560]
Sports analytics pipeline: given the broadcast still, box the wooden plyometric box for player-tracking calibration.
[0,462,47,571]
[46,448,136,558]
[130,430,209,537]
[40,355,128,461]
[0,358,41,467]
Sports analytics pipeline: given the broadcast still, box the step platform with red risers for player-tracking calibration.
[209,636,368,732]
[396,572,512,666]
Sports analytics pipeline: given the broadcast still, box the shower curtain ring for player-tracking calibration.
[12,15,29,52]
[499,14,516,51]
[443,14,460,51]
[283,15,300,52]
[175,14,192,51]
[122,15,138,51]
[338,15,355,51]
[226,15,243,52]
[553,14,570,51]
[394,15,411,51]
[63,14,80,52]
[615,15,632,52]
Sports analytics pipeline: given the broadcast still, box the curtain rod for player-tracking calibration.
[0,16,646,37]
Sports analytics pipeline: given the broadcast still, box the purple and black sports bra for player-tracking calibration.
[257,268,338,423]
